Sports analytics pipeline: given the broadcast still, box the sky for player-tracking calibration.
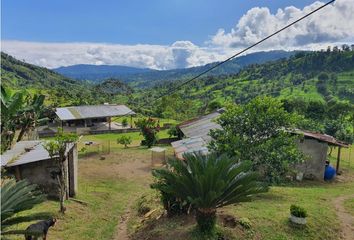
[1,0,354,69]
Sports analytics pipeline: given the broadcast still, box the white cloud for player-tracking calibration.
[1,40,225,70]
[1,0,353,70]
[210,0,354,49]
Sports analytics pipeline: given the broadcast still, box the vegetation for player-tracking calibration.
[151,153,268,236]
[290,205,308,218]
[117,135,132,148]
[0,86,45,152]
[135,118,160,148]
[210,97,304,183]
[1,179,49,238]
[43,130,78,213]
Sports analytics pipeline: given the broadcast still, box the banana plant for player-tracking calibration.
[0,86,25,152]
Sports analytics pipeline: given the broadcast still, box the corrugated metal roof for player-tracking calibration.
[1,140,75,167]
[178,111,222,140]
[171,137,209,160]
[56,104,135,121]
[294,129,349,147]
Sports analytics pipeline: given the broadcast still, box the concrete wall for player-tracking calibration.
[15,159,61,198]
[68,144,78,197]
[297,138,328,180]
[12,145,78,198]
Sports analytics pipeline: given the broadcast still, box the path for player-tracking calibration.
[114,206,132,240]
[333,194,354,240]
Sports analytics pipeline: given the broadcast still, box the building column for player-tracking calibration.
[130,115,133,128]
[108,117,112,130]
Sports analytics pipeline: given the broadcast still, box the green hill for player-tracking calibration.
[132,50,354,120]
[1,52,133,106]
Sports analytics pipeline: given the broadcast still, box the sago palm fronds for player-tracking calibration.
[1,179,50,237]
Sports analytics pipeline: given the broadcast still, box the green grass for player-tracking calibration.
[8,133,354,240]
[343,198,354,216]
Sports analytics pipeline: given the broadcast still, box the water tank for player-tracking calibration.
[324,164,336,181]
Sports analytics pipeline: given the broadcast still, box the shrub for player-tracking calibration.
[239,217,252,229]
[117,135,132,148]
[167,125,183,139]
[121,118,128,128]
[290,205,307,218]
[151,153,268,236]
[135,118,160,148]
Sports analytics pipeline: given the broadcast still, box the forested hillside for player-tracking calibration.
[1,52,132,106]
[54,50,297,87]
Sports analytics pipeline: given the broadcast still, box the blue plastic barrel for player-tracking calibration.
[324,165,336,181]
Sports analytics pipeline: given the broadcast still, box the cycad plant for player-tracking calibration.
[152,153,268,235]
[1,179,50,238]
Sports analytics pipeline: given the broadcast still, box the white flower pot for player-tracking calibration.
[290,214,307,225]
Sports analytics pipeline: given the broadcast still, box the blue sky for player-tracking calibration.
[2,0,353,69]
[2,0,318,45]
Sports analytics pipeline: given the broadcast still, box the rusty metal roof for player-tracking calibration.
[56,104,135,121]
[1,140,75,167]
[294,129,349,147]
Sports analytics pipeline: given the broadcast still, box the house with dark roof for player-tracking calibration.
[1,140,78,198]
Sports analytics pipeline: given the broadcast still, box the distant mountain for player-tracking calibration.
[0,52,132,106]
[53,50,299,87]
[54,64,155,82]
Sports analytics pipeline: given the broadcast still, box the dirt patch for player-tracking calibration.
[333,194,354,240]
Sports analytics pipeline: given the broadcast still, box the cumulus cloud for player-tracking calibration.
[2,0,353,70]
[1,40,225,70]
[210,0,354,49]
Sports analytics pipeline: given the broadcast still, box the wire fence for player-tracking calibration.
[329,145,354,170]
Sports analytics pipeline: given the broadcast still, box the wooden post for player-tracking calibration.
[130,115,133,128]
[14,166,21,180]
[108,117,112,131]
[336,147,341,174]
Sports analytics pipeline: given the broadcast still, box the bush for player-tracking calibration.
[121,118,128,128]
[135,118,160,148]
[167,125,183,139]
[290,205,307,218]
[117,135,132,148]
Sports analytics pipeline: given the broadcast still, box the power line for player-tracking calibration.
[151,0,335,103]
[124,0,335,116]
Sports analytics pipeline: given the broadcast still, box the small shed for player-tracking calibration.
[55,104,136,132]
[294,129,349,180]
[1,140,78,198]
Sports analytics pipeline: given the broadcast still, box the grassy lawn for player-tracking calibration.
[10,132,354,240]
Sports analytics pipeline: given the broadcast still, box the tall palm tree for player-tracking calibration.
[152,153,268,235]
[1,179,51,238]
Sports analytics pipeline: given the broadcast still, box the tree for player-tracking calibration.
[117,135,132,148]
[0,86,45,152]
[1,86,25,152]
[151,153,267,236]
[44,130,78,213]
[1,179,50,238]
[210,97,304,183]
[16,94,46,142]
[135,118,160,148]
